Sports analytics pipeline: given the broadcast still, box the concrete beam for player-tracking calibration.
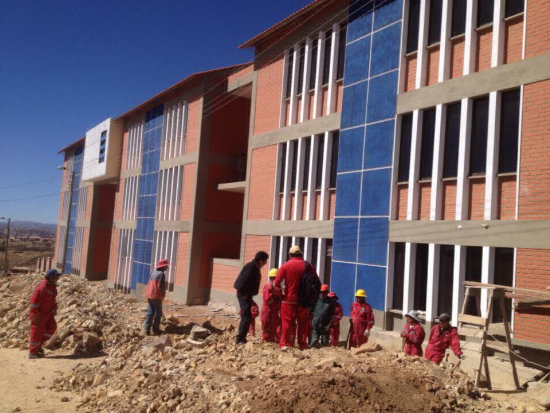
[227,71,255,93]
[120,167,141,179]
[113,220,137,230]
[154,220,191,233]
[245,219,334,238]
[159,152,198,170]
[212,258,241,267]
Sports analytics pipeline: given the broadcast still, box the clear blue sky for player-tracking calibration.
[0,0,310,223]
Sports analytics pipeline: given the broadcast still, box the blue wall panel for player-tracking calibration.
[332,0,402,312]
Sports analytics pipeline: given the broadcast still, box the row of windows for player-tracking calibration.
[115,228,135,291]
[121,176,139,221]
[161,98,188,161]
[126,120,143,170]
[397,88,520,183]
[98,130,107,164]
[152,230,178,291]
[75,187,88,222]
[156,166,184,221]
[406,0,525,53]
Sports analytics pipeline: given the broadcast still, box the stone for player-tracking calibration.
[315,357,338,369]
[142,335,173,354]
[93,372,108,386]
[83,332,102,352]
[351,342,382,356]
[435,390,448,400]
[61,397,69,402]
[190,325,210,341]
[537,394,550,409]
[187,338,207,348]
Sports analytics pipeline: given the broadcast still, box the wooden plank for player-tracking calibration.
[465,281,550,298]
[459,314,488,326]
[499,296,521,390]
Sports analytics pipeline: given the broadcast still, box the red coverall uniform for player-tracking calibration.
[28,279,58,355]
[330,302,343,346]
[425,325,462,364]
[249,301,259,336]
[261,281,281,342]
[402,322,426,356]
[350,301,375,348]
[274,257,317,350]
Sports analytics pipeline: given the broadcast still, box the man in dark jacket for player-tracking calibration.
[310,284,334,347]
[234,251,268,344]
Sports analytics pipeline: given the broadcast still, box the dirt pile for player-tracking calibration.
[0,273,143,354]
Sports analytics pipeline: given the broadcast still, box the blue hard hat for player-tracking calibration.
[45,269,62,278]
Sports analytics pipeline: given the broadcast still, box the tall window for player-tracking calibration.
[392,243,406,309]
[285,48,294,99]
[406,0,421,53]
[493,248,514,322]
[470,96,489,175]
[302,137,311,190]
[322,29,333,85]
[419,108,436,180]
[427,0,442,45]
[477,0,494,27]
[309,41,318,90]
[98,130,107,163]
[398,114,413,182]
[505,0,524,17]
[336,24,347,80]
[414,243,429,311]
[290,140,298,191]
[278,143,287,193]
[443,102,461,178]
[437,245,455,316]
[451,0,467,37]
[498,89,520,173]
[315,134,325,190]
[297,43,305,94]
[329,131,339,189]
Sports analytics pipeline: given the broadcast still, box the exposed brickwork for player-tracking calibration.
[186,98,201,153]
[450,37,465,79]
[321,86,329,115]
[113,179,123,222]
[514,248,550,344]
[227,63,253,84]
[426,45,440,86]
[315,192,322,220]
[243,234,271,289]
[175,232,189,287]
[284,101,291,126]
[181,163,196,221]
[329,191,336,220]
[475,26,493,72]
[253,57,284,135]
[309,93,315,119]
[504,16,524,64]
[120,129,129,171]
[525,0,550,58]
[81,227,89,275]
[205,163,245,223]
[290,193,296,219]
[278,194,284,220]
[396,185,408,220]
[418,182,431,220]
[108,228,119,283]
[302,193,308,218]
[442,180,457,220]
[497,175,517,220]
[518,80,550,219]
[85,185,94,221]
[247,145,277,220]
[90,227,113,275]
[468,179,485,220]
[211,263,239,293]
[199,233,241,288]
[404,53,417,92]
[296,98,303,122]
[336,82,343,113]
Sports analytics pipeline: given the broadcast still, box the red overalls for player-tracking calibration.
[249,301,259,336]
[261,281,281,342]
[28,279,58,355]
[402,322,426,356]
[350,301,374,348]
[425,325,462,364]
[330,302,343,346]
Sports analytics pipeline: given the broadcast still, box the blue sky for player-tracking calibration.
[0,0,310,223]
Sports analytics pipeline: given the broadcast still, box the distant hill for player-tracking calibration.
[0,221,57,239]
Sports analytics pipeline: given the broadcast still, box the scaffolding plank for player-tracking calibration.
[459,314,488,327]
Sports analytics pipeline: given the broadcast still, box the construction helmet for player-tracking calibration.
[268,268,278,278]
[355,289,367,298]
[328,292,337,298]
[320,284,330,292]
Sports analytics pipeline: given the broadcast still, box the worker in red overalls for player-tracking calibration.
[425,313,464,364]
[249,300,259,336]
[401,310,426,356]
[328,292,343,347]
[28,269,62,359]
[261,268,281,342]
[349,289,374,348]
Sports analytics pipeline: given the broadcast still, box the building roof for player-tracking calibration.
[57,137,85,154]
[239,0,331,49]
[116,62,250,121]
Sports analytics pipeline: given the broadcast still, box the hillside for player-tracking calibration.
[0,220,56,239]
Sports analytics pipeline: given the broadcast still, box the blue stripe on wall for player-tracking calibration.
[64,145,83,274]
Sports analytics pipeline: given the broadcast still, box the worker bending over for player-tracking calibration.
[349,289,375,348]
[261,268,281,343]
[400,310,425,356]
[425,313,463,364]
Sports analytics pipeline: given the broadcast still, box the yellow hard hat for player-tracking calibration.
[268,268,278,277]
[355,289,367,298]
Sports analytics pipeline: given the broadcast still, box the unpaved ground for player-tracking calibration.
[1,273,548,413]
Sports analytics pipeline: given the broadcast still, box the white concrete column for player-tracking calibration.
[430,104,446,220]
[281,141,295,220]
[306,134,319,220]
[438,0,452,82]
[407,110,423,220]
[293,138,306,220]
[452,245,466,324]
[456,98,472,220]
[319,132,333,220]
[300,38,313,122]
[491,0,505,68]
[415,0,430,88]
[279,49,290,129]
[289,45,300,126]
[326,23,340,115]
[403,243,417,313]
[463,0,478,75]
[313,32,325,119]
[485,91,501,220]
[426,243,441,321]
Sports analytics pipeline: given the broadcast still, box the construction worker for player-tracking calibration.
[28,269,62,359]
[234,251,268,345]
[425,313,464,364]
[349,289,375,348]
[400,310,426,356]
[274,245,318,350]
[310,284,334,347]
[144,258,170,335]
[261,268,281,343]
[328,292,343,347]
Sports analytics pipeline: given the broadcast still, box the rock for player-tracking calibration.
[315,357,339,369]
[93,372,108,386]
[108,390,123,398]
[190,325,210,341]
[351,342,382,355]
[61,397,69,402]
[83,332,102,352]
[435,390,448,400]
[11,408,21,412]
[142,335,173,354]
[244,342,254,351]
[537,394,550,409]
[186,338,207,348]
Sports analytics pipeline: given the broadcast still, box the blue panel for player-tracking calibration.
[63,143,84,274]
[360,168,392,216]
[343,35,370,86]
[356,264,386,310]
[332,218,359,262]
[338,127,364,172]
[367,70,398,123]
[370,23,402,76]
[358,218,389,265]
[364,120,395,169]
[373,0,403,30]
[335,172,361,216]
[330,262,356,317]
[341,81,368,129]
[348,0,373,43]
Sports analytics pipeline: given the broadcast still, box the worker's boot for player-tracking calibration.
[37,348,45,357]
[28,353,40,359]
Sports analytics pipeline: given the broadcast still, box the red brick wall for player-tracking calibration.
[175,232,189,287]
[404,53,417,92]
[468,179,485,220]
[426,45,440,86]
[108,228,119,283]
[247,145,277,220]
[514,249,550,344]
[120,129,129,171]
[90,227,112,274]
[254,57,284,135]
[504,16,524,64]
[336,83,343,113]
[322,86,329,116]
[81,227,89,274]
[211,263,240,293]
[418,182,431,220]
[209,96,250,156]
[329,191,336,220]
[181,163,195,221]
[450,37,465,79]
[187,98,201,153]
[315,192,322,220]
[113,179,123,222]
[205,163,244,223]
[227,63,253,84]
[95,184,116,222]
[475,27,493,72]
[244,234,270,283]
[199,233,241,288]
[396,185,408,220]
[442,180,457,220]
[525,0,550,58]
[497,175,517,220]
[309,93,315,120]
[518,80,550,219]
[302,193,308,218]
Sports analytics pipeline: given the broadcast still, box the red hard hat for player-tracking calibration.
[156,259,170,269]
[321,284,330,292]
[328,292,337,298]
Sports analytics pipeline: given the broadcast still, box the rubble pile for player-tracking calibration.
[0,273,143,354]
